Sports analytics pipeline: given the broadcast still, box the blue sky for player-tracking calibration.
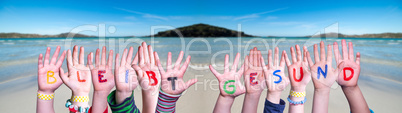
[0,0,401,36]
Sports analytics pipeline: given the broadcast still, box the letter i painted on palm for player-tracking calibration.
[125,70,129,83]
[317,65,328,79]
[47,71,56,84]
[98,70,107,83]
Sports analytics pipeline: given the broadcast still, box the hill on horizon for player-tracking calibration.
[150,23,254,37]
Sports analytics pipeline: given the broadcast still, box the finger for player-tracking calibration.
[87,52,94,69]
[224,54,229,73]
[174,51,184,70]
[132,64,143,73]
[107,50,113,68]
[155,52,165,75]
[59,68,69,83]
[290,47,297,64]
[209,65,220,76]
[73,45,78,65]
[268,49,273,69]
[132,49,139,65]
[167,52,172,71]
[303,46,308,64]
[244,55,249,71]
[314,44,320,62]
[127,47,134,64]
[148,45,155,65]
[79,46,85,65]
[121,49,128,67]
[296,45,301,62]
[38,54,43,69]
[307,51,314,67]
[50,46,61,65]
[348,42,354,60]
[95,48,100,66]
[257,50,261,67]
[356,52,361,65]
[279,51,286,67]
[56,50,66,68]
[115,53,120,70]
[238,64,245,76]
[249,49,254,68]
[283,51,291,66]
[44,47,51,66]
[142,42,150,63]
[342,39,348,60]
[101,46,106,65]
[260,57,268,74]
[274,47,279,67]
[180,56,191,74]
[320,41,326,61]
[327,44,332,65]
[253,47,258,67]
[333,42,340,65]
[185,79,198,89]
[138,46,144,65]
[231,53,240,71]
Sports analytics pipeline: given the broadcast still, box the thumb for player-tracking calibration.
[185,79,198,89]
[59,68,69,83]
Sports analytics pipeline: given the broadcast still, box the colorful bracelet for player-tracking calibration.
[287,96,307,105]
[65,99,90,113]
[289,90,306,97]
[37,92,54,100]
[71,96,90,102]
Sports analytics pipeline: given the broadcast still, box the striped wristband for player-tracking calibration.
[156,90,181,113]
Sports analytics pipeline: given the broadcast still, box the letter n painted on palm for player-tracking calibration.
[343,67,354,81]
[293,67,304,82]
[146,71,158,86]
[223,80,236,94]
[317,65,328,79]
[273,70,282,84]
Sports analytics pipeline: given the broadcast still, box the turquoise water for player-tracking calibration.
[0,37,401,84]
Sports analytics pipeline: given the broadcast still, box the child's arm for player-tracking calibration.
[242,47,265,113]
[37,46,66,113]
[88,46,115,113]
[307,41,338,113]
[59,46,92,112]
[210,53,246,113]
[153,51,197,112]
[107,47,140,112]
[334,40,370,113]
[260,47,290,113]
[283,45,312,113]
[131,42,161,113]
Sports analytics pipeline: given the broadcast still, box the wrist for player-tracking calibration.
[116,90,133,99]
[37,90,55,95]
[291,86,306,92]
[314,88,330,94]
[266,92,281,104]
[218,94,235,103]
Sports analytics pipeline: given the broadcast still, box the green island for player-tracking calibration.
[1,23,401,38]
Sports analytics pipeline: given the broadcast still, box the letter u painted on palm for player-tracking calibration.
[293,67,304,82]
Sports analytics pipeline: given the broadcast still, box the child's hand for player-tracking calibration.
[88,46,115,93]
[132,42,161,94]
[334,39,361,87]
[307,41,337,89]
[283,45,311,92]
[115,47,139,95]
[210,53,245,97]
[155,51,197,95]
[38,46,66,94]
[243,47,265,94]
[59,46,91,96]
[261,47,289,93]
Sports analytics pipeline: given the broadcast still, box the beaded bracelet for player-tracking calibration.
[37,92,54,100]
[287,96,307,105]
[65,99,90,113]
[289,90,306,97]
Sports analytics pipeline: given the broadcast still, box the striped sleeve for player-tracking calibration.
[107,90,140,113]
[156,90,181,113]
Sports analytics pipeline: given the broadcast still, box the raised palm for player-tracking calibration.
[334,40,361,87]
[284,45,311,91]
[210,53,245,97]
[261,47,289,93]
[115,47,139,92]
[88,46,115,92]
[38,46,66,94]
[244,47,265,94]
[307,41,338,89]
[60,46,92,94]
[156,51,197,95]
[132,42,161,93]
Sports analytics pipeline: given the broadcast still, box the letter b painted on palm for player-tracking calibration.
[146,71,158,86]
[317,65,328,79]
[223,80,236,94]
[47,71,56,84]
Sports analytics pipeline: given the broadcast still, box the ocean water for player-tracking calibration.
[0,37,401,85]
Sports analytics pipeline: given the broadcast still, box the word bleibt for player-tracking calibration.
[145,71,158,86]
[293,67,304,82]
[47,71,56,84]
[273,70,282,84]
[167,77,178,90]
[77,71,86,82]
[250,73,258,85]
[98,70,107,83]
[223,80,236,94]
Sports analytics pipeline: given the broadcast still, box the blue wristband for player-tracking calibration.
[287,96,306,105]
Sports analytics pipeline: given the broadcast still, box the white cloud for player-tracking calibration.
[115,7,169,21]
[233,7,288,21]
